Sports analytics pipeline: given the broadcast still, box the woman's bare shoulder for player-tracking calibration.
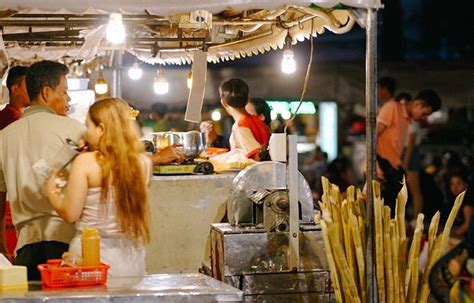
[72,152,100,170]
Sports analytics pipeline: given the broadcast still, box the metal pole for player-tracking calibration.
[288,134,300,271]
[111,50,122,98]
[365,8,378,303]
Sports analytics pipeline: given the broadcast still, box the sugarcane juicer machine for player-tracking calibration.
[209,136,331,302]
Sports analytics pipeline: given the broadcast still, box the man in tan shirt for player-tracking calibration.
[0,61,85,280]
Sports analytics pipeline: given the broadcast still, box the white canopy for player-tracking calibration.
[0,1,382,66]
[0,1,382,14]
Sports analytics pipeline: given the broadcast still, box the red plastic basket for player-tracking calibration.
[38,259,110,288]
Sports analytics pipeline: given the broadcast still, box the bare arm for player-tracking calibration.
[150,146,184,165]
[45,154,89,223]
[0,191,7,256]
[402,132,416,170]
[454,205,473,237]
[376,122,387,138]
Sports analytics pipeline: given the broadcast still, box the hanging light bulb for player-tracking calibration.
[211,110,222,122]
[128,62,143,80]
[94,70,108,95]
[187,71,193,89]
[281,49,296,74]
[106,13,126,44]
[281,32,296,74]
[153,68,169,95]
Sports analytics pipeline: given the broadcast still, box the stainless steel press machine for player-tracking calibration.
[208,136,332,302]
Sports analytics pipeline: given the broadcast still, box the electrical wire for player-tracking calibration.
[283,18,315,134]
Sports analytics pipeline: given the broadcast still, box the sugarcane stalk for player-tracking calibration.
[320,220,343,303]
[342,201,357,286]
[383,206,394,303]
[418,237,442,302]
[373,181,386,303]
[327,222,362,303]
[439,191,465,253]
[350,212,366,303]
[407,214,424,303]
[390,221,402,303]
[418,193,465,302]
[427,211,440,254]
[396,177,408,242]
[358,216,367,255]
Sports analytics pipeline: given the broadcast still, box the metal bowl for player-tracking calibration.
[181,131,206,159]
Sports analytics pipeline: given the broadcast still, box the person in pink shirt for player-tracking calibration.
[376,89,441,209]
[0,66,30,130]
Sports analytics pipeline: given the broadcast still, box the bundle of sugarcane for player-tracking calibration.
[315,176,465,303]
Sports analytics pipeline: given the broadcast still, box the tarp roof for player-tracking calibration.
[1,1,380,65]
[0,1,382,14]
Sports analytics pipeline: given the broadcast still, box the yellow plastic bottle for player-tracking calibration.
[81,227,100,266]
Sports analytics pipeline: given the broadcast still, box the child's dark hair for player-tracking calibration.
[219,78,249,108]
[449,171,469,184]
[377,77,396,96]
[249,97,271,126]
[395,92,412,102]
[6,66,28,92]
[151,102,168,117]
[415,89,441,112]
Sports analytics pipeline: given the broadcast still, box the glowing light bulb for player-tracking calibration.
[67,78,81,91]
[281,49,296,74]
[187,71,193,89]
[281,110,292,120]
[128,62,143,80]
[106,13,126,44]
[94,72,108,95]
[154,69,169,95]
[270,111,277,121]
[211,110,221,121]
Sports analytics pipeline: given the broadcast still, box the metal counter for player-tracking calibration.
[146,172,238,273]
[0,274,243,302]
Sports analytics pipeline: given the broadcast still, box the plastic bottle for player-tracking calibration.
[81,227,100,266]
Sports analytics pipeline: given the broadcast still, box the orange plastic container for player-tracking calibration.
[38,259,109,288]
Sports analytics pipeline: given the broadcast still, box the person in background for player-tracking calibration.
[376,89,442,210]
[150,102,170,132]
[326,156,356,200]
[219,79,270,160]
[245,97,272,130]
[0,60,85,280]
[201,96,271,150]
[377,76,396,106]
[0,66,30,129]
[0,66,30,261]
[397,92,424,221]
[45,98,151,277]
[200,120,230,149]
[449,172,472,238]
[303,146,328,201]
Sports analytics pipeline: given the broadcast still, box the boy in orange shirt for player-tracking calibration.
[376,89,441,209]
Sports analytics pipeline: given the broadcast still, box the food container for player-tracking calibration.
[152,131,206,159]
[181,131,206,159]
[151,132,182,151]
[38,259,109,288]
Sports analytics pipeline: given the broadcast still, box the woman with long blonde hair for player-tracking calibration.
[45,98,151,277]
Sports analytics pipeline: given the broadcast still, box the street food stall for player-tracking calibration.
[1,1,382,302]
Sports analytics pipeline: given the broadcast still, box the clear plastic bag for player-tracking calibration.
[208,149,256,173]
[32,138,80,187]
